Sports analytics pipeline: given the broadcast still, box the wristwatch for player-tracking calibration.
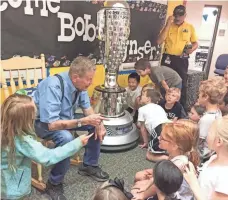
[77,119,82,127]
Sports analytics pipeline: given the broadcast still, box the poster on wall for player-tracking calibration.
[1,0,167,68]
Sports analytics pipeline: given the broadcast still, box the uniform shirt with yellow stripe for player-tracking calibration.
[164,22,197,56]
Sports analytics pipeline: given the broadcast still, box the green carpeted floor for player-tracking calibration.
[28,145,154,200]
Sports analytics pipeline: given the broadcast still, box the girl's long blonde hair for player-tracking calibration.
[163,119,200,168]
[1,94,36,169]
[210,115,228,149]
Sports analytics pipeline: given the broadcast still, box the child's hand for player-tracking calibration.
[79,133,94,146]
[173,117,178,123]
[132,178,153,193]
[131,187,145,200]
[183,161,198,186]
[184,162,206,200]
[139,143,148,149]
[143,170,153,180]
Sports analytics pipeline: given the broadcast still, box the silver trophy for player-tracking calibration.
[95,1,130,118]
[94,1,139,151]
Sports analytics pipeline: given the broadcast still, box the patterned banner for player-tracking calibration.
[1,0,167,67]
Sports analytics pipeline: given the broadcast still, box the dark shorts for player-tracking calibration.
[148,124,166,154]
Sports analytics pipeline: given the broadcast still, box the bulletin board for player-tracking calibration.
[1,0,167,68]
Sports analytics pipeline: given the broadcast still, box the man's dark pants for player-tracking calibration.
[161,53,189,108]
[34,114,99,185]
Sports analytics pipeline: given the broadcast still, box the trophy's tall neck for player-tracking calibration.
[103,8,129,89]
[96,4,130,117]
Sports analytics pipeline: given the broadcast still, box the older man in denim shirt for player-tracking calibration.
[33,57,108,200]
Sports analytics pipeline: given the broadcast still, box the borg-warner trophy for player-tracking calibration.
[94,1,139,151]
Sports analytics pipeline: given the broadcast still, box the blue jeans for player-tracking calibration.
[34,114,100,185]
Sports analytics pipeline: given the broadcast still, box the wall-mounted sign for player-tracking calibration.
[1,0,167,67]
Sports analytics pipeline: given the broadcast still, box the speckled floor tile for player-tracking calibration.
[29,145,154,200]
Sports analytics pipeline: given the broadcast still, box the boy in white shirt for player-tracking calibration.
[183,116,228,200]
[125,72,142,122]
[138,88,170,162]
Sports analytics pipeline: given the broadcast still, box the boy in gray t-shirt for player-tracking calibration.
[134,58,182,97]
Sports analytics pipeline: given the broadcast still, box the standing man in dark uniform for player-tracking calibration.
[157,5,198,107]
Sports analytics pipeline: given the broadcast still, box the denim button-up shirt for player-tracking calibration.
[33,72,90,123]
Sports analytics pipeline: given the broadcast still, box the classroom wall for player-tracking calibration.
[185,0,228,77]
[167,0,184,16]
[1,0,183,103]
[49,0,184,96]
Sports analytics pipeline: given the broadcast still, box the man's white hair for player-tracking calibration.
[69,56,96,77]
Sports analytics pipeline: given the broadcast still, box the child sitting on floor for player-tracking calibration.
[135,83,158,129]
[138,88,169,163]
[188,104,206,123]
[197,77,227,161]
[136,83,161,106]
[131,119,200,200]
[1,94,93,200]
[184,115,228,200]
[125,72,142,123]
[159,88,183,120]
[147,160,183,200]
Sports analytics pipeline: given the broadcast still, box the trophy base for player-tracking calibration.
[101,111,139,151]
